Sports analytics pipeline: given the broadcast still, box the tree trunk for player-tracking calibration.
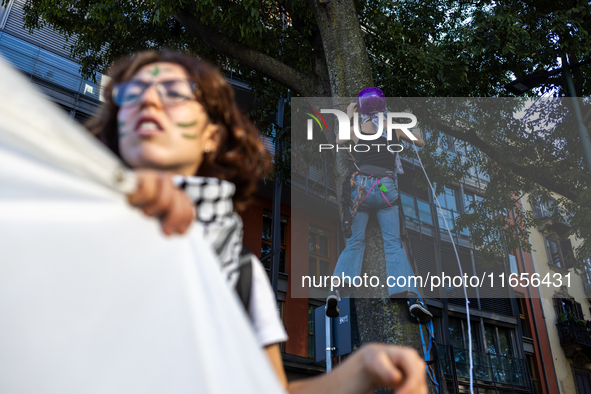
[310,1,444,392]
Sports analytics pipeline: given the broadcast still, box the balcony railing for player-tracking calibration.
[556,321,591,352]
[533,203,552,220]
[532,201,571,235]
[437,344,530,391]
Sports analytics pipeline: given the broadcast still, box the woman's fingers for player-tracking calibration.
[128,170,194,235]
[128,170,159,207]
[161,188,194,235]
[142,173,174,217]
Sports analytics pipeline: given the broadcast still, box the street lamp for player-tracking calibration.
[504,69,563,95]
[504,58,591,176]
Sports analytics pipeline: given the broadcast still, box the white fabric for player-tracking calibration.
[176,176,288,347]
[250,256,289,347]
[0,55,284,394]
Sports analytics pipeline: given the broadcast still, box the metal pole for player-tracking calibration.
[562,57,591,176]
[325,314,332,372]
[270,97,284,296]
[271,177,282,295]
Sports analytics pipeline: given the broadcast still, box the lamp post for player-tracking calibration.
[504,58,591,176]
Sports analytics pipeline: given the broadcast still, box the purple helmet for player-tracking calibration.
[357,87,385,115]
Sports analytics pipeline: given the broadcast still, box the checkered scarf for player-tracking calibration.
[174,176,243,287]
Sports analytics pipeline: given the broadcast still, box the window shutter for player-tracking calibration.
[575,302,584,320]
[560,239,575,269]
[547,237,562,267]
[553,297,564,317]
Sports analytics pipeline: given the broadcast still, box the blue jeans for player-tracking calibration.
[333,175,418,296]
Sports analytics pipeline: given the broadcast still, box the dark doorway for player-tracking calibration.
[575,370,591,394]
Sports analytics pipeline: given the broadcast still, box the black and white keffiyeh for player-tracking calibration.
[174,176,243,287]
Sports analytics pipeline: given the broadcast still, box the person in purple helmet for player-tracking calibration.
[326,88,432,323]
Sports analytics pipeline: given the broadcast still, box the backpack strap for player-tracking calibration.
[234,246,253,315]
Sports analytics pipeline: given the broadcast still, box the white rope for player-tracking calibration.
[410,140,475,394]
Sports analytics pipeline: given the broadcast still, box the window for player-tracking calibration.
[527,355,542,394]
[308,225,331,283]
[401,193,433,226]
[484,324,514,356]
[483,324,520,384]
[424,128,456,152]
[585,258,591,293]
[431,317,443,344]
[448,317,480,379]
[516,295,532,339]
[261,210,287,273]
[553,297,584,321]
[308,305,315,359]
[461,192,486,238]
[436,186,465,235]
[509,253,519,275]
[533,199,553,219]
[456,139,473,156]
[463,192,485,214]
[560,238,575,269]
[545,235,563,268]
[438,186,458,212]
[575,370,591,394]
[448,317,479,351]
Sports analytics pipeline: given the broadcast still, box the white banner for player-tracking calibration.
[0,56,283,394]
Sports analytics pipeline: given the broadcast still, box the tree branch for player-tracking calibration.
[432,121,582,201]
[173,8,318,96]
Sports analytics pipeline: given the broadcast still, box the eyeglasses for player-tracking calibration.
[112,79,198,107]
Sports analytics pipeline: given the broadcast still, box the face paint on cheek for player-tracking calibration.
[177,120,198,139]
[117,120,127,138]
[176,121,197,127]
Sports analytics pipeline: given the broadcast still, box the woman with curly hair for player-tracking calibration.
[89,49,289,379]
[91,50,427,394]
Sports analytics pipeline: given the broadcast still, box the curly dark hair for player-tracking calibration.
[87,50,272,211]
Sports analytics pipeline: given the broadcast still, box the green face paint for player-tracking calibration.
[182,134,197,139]
[118,120,126,137]
[177,120,197,128]
[149,65,160,76]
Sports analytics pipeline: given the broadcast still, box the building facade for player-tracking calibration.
[521,196,591,394]
[289,140,557,393]
[2,2,588,392]
[0,0,104,122]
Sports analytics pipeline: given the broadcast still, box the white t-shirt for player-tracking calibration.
[174,176,288,347]
[249,255,288,346]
